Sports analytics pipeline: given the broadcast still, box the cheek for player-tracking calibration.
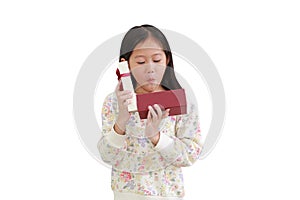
[157,67,166,78]
[131,68,145,80]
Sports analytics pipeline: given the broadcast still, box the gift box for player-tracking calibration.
[118,61,138,112]
[136,89,187,119]
[117,61,187,118]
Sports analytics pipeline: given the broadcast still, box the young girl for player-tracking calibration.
[97,25,202,200]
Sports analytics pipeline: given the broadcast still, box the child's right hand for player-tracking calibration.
[115,80,133,131]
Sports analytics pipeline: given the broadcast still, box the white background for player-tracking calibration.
[1,0,299,200]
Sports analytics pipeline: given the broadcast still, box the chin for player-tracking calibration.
[144,85,158,92]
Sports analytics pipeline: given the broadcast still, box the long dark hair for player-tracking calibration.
[119,24,182,90]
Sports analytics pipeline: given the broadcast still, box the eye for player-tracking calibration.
[153,60,161,63]
[137,61,145,64]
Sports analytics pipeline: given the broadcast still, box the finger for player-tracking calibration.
[146,108,151,125]
[163,109,170,118]
[122,102,130,112]
[116,88,131,97]
[118,90,132,96]
[118,92,133,102]
[124,98,133,106]
[153,104,162,119]
[149,106,157,121]
[119,95,133,110]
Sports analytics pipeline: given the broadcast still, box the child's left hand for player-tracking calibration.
[145,104,170,141]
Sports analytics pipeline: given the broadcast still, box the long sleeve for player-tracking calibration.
[154,103,202,167]
[98,93,168,172]
[97,93,128,166]
[97,92,202,172]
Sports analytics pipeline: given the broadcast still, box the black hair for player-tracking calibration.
[119,24,182,90]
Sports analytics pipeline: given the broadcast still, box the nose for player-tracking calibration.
[146,62,155,74]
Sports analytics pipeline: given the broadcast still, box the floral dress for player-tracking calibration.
[97,92,202,199]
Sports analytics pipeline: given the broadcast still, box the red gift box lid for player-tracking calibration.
[136,88,187,119]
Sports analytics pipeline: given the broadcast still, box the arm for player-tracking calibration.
[153,103,202,167]
[97,93,171,172]
[98,79,133,167]
[97,93,128,166]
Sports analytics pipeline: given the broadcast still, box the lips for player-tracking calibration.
[147,78,156,83]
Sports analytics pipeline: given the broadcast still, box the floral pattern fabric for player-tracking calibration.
[97,92,202,198]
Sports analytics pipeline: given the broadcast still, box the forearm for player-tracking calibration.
[154,134,201,167]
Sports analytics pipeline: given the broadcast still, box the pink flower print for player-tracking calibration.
[163,175,171,184]
[138,165,145,171]
[142,189,152,195]
[196,124,201,132]
[120,171,132,182]
[172,184,179,191]
[114,160,120,167]
[159,156,164,162]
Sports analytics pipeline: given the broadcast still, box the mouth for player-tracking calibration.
[147,78,156,83]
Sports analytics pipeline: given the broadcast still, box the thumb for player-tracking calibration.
[115,80,121,92]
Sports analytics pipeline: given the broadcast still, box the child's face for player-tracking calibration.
[128,37,167,94]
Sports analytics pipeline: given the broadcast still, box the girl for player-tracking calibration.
[97,25,202,200]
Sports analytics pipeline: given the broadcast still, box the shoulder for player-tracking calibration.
[103,92,117,103]
[102,92,118,110]
[101,92,119,117]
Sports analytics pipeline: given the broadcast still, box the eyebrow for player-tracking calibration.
[134,53,163,59]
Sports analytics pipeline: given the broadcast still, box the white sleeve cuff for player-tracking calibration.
[154,133,174,151]
[106,129,127,148]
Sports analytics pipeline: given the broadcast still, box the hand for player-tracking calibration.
[145,104,170,143]
[115,80,133,131]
